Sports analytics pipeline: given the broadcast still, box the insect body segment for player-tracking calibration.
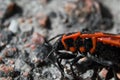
[61,32,120,54]
[61,32,95,53]
[61,32,81,52]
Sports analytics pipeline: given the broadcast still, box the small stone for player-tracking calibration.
[15,59,25,71]
[28,18,33,24]
[1,2,23,23]
[0,77,6,80]
[3,47,17,57]
[3,50,9,57]
[15,59,32,72]
[82,70,94,79]
[0,56,3,62]
[32,32,44,44]
[0,65,14,74]
[84,0,93,13]
[11,47,17,52]
[9,60,14,64]
[0,77,13,80]
[18,18,25,24]
[7,77,12,80]
[22,38,27,42]
[78,17,86,23]
[99,68,108,79]
[8,19,19,33]
[30,44,36,50]
[53,75,56,79]
[78,57,87,62]
[37,13,51,29]
[19,22,33,33]
[40,0,50,5]
[0,33,2,38]
[49,11,57,18]
[21,64,32,72]
[23,72,29,77]
[24,43,31,48]
[117,73,120,79]
[39,16,47,27]
[64,2,77,16]
[0,29,14,43]
[33,57,40,63]
[0,42,6,47]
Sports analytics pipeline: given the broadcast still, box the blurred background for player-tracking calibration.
[0,0,120,38]
[0,0,120,80]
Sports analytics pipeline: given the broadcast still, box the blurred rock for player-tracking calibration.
[0,64,14,74]
[32,32,45,44]
[0,30,14,44]
[8,19,19,33]
[37,13,51,29]
[117,73,120,79]
[64,2,77,16]
[29,43,52,67]
[1,2,23,23]
[99,68,108,79]
[15,59,31,72]
[81,69,94,79]
[19,21,33,34]
[40,0,51,5]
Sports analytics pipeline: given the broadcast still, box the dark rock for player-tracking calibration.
[1,2,23,23]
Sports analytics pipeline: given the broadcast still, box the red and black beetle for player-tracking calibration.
[46,31,120,80]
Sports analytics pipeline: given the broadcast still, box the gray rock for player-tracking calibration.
[8,20,19,33]
[15,59,31,72]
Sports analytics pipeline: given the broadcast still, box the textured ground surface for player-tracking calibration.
[0,0,120,80]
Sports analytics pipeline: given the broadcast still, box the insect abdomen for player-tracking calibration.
[93,42,120,64]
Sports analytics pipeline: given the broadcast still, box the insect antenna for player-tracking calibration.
[45,48,55,59]
[47,34,64,42]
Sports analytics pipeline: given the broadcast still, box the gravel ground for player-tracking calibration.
[100,0,120,33]
[0,0,120,80]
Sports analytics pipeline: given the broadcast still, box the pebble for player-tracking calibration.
[19,21,33,33]
[117,73,120,79]
[99,68,108,79]
[0,77,12,80]
[3,47,17,58]
[1,2,23,23]
[37,13,51,29]
[0,64,14,74]
[81,69,94,79]
[30,44,36,50]
[15,59,32,73]
[40,0,50,5]
[22,71,29,77]
[32,32,45,44]
[8,19,19,33]
[64,2,77,16]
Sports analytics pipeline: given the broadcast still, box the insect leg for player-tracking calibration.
[91,66,102,80]
[56,57,64,72]
[56,52,76,69]
[55,52,77,77]
[45,55,65,78]
[70,55,85,77]
[105,68,113,80]
[112,67,119,80]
